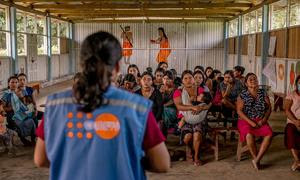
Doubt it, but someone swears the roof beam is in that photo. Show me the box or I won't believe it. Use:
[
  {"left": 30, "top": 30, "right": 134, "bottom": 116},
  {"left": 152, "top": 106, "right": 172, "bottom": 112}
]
[
  {"left": 63, "top": 13, "right": 236, "bottom": 19},
  {"left": 228, "top": 0, "right": 280, "bottom": 20},
  {"left": 53, "top": 9, "right": 242, "bottom": 15},
  {"left": 0, "top": 0, "right": 69, "bottom": 22},
  {"left": 73, "top": 18, "right": 227, "bottom": 23},
  {"left": 31, "top": 2, "right": 253, "bottom": 9}
]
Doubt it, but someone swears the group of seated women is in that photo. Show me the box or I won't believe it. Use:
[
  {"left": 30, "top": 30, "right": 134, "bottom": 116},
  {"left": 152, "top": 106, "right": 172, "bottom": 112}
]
[{"left": 110, "top": 62, "right": 300, "bottom": 171}]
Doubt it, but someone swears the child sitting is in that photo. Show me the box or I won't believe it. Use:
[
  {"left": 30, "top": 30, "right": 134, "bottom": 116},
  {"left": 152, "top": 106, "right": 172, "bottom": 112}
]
[
  {"left": 178, "top": 92, "right": 212, "bottom": 128},
  {"left": 23, "top": 95, "right": 35, "bottom": 118},
  {"left": 0, "top": 101, "right": 16, "bottom": 157}
]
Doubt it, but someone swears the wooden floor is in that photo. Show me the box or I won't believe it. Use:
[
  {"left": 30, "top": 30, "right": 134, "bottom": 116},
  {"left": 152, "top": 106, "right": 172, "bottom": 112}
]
[{"left": 0, "top": 81, "right": 300, "bottom": 180}]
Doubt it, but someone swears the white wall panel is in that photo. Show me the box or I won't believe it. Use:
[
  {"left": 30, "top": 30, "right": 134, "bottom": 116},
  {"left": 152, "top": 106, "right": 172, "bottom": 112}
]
[
  {"left": 36, "top": 55, "right": 47, "bottom": 81},
  {"left": 74, "top": 21, "right": 225, "bottom": 74},
  {"left": 59, "top": 54, "right": 70, "bottom": 77},
  {"left": 0, "top": 57, "right": 11, "bottom": 89},
  {"left": 51, "top": 55, "right": 60, "bottom": 79}
]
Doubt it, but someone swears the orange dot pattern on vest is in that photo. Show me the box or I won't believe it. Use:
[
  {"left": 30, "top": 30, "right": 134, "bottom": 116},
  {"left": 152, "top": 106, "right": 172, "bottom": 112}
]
[
  {"left": 77, "top": 132, "right": 83, "bottom": 139},
  {"left": 67, "top": 132, "right": 74, "bottom": 138},
  {"left": 67, "top": 122, "right": 73, "bottom": 129},
  {"left": 76, "top": 122, "right": 83, "bottom": 129},
  {"left": 86, "top": 113, "right": 93, "bottom": 119},
  {"left": 67, "top": 112, "right": 73, "bottom": 119},
  {"left": 86, "top": 132, "right": 93, "bottom": 139},
  {"left": 77, "top": 112, "right": 84, "bottom": 119}
]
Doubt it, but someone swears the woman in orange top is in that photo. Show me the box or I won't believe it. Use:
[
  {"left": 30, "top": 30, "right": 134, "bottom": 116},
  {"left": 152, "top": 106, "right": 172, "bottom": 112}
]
[
  {"left": 151, "top": 27, "right": 171, "bottom": 63},
  {"left": 121, "top": 26, "right": 133, "bottom": 64}
]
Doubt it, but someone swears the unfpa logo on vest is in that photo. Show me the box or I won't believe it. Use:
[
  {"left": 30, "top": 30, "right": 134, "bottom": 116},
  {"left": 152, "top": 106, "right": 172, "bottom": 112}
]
[
  {"left": 66, "top": 112, "right": 120, "bottom": 140},
  {"left": 94, "top": 113, "right": 120, "bottom": 140}
]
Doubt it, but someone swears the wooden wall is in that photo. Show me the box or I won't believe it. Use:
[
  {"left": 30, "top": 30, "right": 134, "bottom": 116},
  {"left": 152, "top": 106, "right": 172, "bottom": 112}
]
[{"left": 288, "top": 26, "right": 300, "bottom": 59}]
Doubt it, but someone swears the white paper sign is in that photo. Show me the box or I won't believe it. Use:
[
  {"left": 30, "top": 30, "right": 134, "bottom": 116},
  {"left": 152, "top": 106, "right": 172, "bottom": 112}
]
[
  {"left": 263, "top": 59, "right": 277, "bottom": 88},
  {"left": 268, "top": 36, "right": 276, "bottom": 56}
]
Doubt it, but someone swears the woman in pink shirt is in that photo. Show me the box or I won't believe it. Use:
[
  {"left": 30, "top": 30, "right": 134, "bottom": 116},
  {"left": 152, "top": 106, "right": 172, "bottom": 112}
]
[{"left": 284, "top": 75, "right": 300, "bottom": 171}]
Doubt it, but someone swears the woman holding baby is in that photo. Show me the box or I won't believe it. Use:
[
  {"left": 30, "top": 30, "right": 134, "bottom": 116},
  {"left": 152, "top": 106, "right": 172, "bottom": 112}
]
[{"left": 173, "top": 70, "right": 211, "bottom": 166}]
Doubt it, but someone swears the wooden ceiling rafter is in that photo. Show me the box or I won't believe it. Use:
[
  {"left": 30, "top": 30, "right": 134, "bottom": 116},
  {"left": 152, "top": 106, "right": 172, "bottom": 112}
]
[{"left": 9, "top": 0, "right": 287, "bottom": 22}]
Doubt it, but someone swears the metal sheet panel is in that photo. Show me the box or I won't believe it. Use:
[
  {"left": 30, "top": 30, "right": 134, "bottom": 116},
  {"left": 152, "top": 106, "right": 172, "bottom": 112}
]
[
  {"left": 74, "top": 21, "right": 225, "bottom": 74},
  {"left": 228, "top": 54, "right": 237, "bottom": 70},
  {"left": 187, "top": 22, "right": 224, "bottom": 71},
  {"left": 51, "top": 55, "right": 60, "bottom": 79},
  {"left": 59, "top": 54, "right": 70, "bottom": 77},
  {"left": 0, "top": 57, "right": 11, "bottom": 89},
  {"left": 241, "top": 55, "right": 256, "bottom": 74},
  {"left": 36, "top": 55, "right": 47, "bottom": 81}
]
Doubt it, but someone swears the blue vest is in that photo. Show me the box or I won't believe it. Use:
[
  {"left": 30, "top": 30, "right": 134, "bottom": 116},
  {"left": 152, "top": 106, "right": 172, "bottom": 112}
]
[{"left": 44, "top": 86, "right": 152, "bottom": 180}]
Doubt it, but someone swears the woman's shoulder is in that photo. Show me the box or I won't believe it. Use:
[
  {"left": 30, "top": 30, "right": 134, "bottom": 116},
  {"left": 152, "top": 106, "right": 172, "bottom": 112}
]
[{"left": 239, "top": 89, "right": 249, "bottom": 98}]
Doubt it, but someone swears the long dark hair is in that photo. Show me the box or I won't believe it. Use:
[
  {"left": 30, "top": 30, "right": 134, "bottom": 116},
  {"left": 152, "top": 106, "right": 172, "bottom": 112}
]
[
  {"left": 204, "top": 66, "right": 213, "bottom": 78},
  {"left": 7, "top": 75, "right": 18, "bottom": 89},
  {"left": 295, "top": 75, "right": 300, "bottom": 87},
  {"left": 193, "top": 70, "right": 206, "bottom": 87},
  {"left": 73, "top": 31, "right": 122, "bottom": 112},
  {"left": 157, "top": 62, "right": 168, "bottom": 69},
  {"left": 158, "top": 27, "right": 168, "bottom": 39},
  {"left": 181, "top": 70, "right": 193, "bottom": 80},
  {"left": 127, "top": 64, "right": 141, "bottom": 77}
]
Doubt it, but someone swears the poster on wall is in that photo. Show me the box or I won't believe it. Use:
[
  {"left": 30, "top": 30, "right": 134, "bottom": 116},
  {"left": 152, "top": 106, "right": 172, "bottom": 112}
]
[
  {"left": 268, "top": 36, "right": 277, "bottom": 56},
  {"left": 263, "top": 59, "right": 277, "bottom": 88},
  {"left": 276, "top": 59, "right": 286, "bottom": 93},
  {"left": 287, "top": 60, "right": 297, "bottom": 94}
]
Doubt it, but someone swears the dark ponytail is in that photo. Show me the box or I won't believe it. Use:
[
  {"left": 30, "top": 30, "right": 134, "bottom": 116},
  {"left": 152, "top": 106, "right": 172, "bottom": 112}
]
[{"left": 73, "top": 31, "right": 122, "bottom": 112}]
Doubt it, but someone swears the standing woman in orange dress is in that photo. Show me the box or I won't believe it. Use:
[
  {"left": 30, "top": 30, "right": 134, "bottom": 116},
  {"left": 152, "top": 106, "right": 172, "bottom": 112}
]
[
  {"left": 121, "top": 26, "right": 133, "bottom": 64},
  {"left": 150, "top": 27, "right": 171, "bottom": 63}
]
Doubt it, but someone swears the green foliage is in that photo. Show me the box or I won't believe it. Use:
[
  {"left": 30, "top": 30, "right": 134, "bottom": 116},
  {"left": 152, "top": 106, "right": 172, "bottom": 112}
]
[
  {"left": 16, "top": 13, "right": 25, "bottom": 32},
  {"left": 0, "top": 10, "right": 6, "bottom": 30}
]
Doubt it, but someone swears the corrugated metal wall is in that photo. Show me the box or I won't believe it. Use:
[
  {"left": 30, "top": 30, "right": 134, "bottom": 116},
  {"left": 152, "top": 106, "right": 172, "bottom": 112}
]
[
  {"left": 0, "top": 58, "right": 11, "bottom": 89},
  {"left": 51, "top": 55, "right": 60, "bottom": 79},
  {"left": 74, "top": 21, "right": 224, "bottom": 74},
  {"left": 59, "top": 54, "right": 70, "bottom": 77},
  {"left": 241, "top": 55, "right": 256, "bottom": 75}
]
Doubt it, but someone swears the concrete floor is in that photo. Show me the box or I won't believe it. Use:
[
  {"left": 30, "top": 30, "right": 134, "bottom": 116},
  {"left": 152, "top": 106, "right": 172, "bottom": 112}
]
[{"left": 0, "top": 81, "right": 299, "bottom": 180}]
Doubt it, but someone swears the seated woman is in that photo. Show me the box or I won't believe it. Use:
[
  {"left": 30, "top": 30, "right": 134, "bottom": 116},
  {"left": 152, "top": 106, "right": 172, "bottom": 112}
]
[
  {"left": 204, "top": 67, "right": 214, "bottom": 91},
  {"left": 1, "top": 76, "right": 36, "bottom": 146},
  {"left": 220, "top": 70, "right": 243, "bottom": 122},
  {"left": 135, "top": 72, "right": 163, "bottom": 123},
  {"left": 127, "top": 64, "right": 141, "bottom": 88},
  {"left": 120, "top": 74, "right": 137, "bottom": 93},
  {"left": 236, "top": 73, "right": 273, "bottom": 170},
  {"left": 193, "top": 70, "right": 210, "bottom": 93},
  {"left": 284, "top": 75, "right": 300, "bottom": 171},
  {"left": 153, "top": 68, "right": 165, "bottom": 90},
  {"left": 160, "top": 71, "right": 177, "bottom": 137},
  {"left": 170, "top": 69, "right": 182, "bottom": 88},
  {"left": 18, "top": 73, "right": 42, "bottom": 126},
  {"left": 173, "top": 70, "right": 211, "bottom": 166}
]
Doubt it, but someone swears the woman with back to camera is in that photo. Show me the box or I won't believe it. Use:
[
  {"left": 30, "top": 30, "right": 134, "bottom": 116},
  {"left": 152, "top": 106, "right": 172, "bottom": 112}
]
[{"left": 34, "top": 31, "right": 170, "bottom": 180}]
